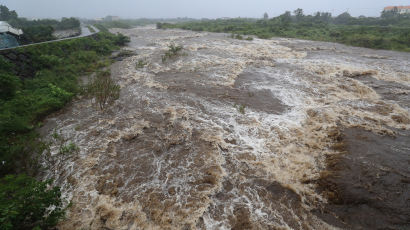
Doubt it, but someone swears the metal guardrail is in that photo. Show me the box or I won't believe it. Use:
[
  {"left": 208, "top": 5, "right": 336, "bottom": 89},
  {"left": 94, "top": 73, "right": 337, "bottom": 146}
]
[{"left": 0, "top": 25, "right": 99, "bottom": 51}]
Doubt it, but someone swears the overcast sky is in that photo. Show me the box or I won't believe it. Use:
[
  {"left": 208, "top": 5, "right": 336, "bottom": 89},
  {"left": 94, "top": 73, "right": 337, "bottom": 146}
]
[{"left": 3, "top": 0, "right": 410, "bottom": 19}]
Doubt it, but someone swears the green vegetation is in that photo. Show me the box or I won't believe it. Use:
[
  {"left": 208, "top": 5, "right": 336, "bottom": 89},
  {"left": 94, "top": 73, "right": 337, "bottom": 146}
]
[
  {"left": 234, "top": 104, "right": 246, "bottom": 114},
  {"left": 90, "top": 18, "right": 196, "bottom": 30},
  {"left": 0, "top": 28, "right": 129, "bottom": 228},
  {"left": 19, "top": 25, "right": 55, "bottom": 44},
  {"left": 92, "top": 24, "right": 130, "bottom": 45},
  {"left": 43, "top": 130, "right": 80, "bottom": 172},
  {"left": 0, "top": 5, "right": 17, "bottom": 21},
  {"left": 0, "top": 31, "right": 128, "bottom": 174},
  {"left": 87, "top": 25, "right": 96, "bottom": 33},
  {"left": 159, "top": 9, "right": 410, "bottom": 52},
  {"left": 83, "top": 71, "right": 121, "bottom": 110},
  {"left": 162, "top": 44, "right": 184, "bottom": 62},
  {"left": 136, "top": 59, "right": 147, "bottom": 68},
  {"left": 94, "top": 20, "right": 133, "bottom": 29},
  {"left": 1, "top": 5, "right": 81, "bottom": 44},
  {"left": 114, "top": 33, "right": 131, "bottom": 46},
  {"left": 0, "top": 174, "right": 66, "bottom": 230}
]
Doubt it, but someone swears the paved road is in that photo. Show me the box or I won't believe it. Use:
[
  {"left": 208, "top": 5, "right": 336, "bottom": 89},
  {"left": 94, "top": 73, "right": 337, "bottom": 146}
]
[{"left": 0, "top": 25, "right": 99, "bottom": 51}]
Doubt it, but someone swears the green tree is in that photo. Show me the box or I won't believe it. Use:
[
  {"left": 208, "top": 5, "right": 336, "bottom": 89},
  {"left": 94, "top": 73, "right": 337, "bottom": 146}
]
[
  {"left": 21, "top": 25, "right": 55, "bottom": 43},
  {"left": 263, "top": 12, "right": 269, "bottom": 20},
  {"left": 0, "top": 174, "right": 65, "bottom": 230},
  {"left": 57, "top": 17, "right": 80, "bottom": 30},
  {"left": 0, "top": 74, "right": 21, "bottom": 100},
  {"left": 280, "top": 11, "right": 292, "bottom": 25},
  {"left": 334, "top": 12, "right": 352, "bottom": 24},
  {"left": 294, "top": 8, "right": 304, "bottom": 22},
  {"left": 0, "top": 5, "right": 18, "bottom": 21}
]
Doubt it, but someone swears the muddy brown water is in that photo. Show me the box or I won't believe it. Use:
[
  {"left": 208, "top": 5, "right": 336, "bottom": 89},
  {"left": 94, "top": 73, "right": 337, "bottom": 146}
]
[
  {"left": 155, "top": 71, "right": 288, "bottom": 115},
  {"left": 317, "top": 127, "right": 410, "bottom": 230},
  {"left": 39, "top": 26, "right": 410, "bottom": 229}
]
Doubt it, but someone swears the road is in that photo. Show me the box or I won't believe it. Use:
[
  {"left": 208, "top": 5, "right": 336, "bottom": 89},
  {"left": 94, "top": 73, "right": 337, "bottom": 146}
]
[{"left": 0, "top": 25, "right": 99, "bottom": 51}]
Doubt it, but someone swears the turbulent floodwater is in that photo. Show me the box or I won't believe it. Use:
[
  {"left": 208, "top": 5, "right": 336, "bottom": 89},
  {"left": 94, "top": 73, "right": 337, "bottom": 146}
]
[{"left": 40, "top": 26, "right": 410, "bottom": 230}]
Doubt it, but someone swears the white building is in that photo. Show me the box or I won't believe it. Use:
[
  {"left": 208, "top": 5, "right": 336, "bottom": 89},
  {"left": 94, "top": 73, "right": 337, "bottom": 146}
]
[
  {"left": 384, "top": 6, "right": 410, "bottom": 14},
  {"left": 0, "top": 21, "right": 23, "bottom": 36}
]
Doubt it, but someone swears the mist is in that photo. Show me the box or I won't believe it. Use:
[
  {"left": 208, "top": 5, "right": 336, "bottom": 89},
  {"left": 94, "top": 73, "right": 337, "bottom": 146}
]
[{"left": 3, "top": 0, "right": 410, "bottom": 19}]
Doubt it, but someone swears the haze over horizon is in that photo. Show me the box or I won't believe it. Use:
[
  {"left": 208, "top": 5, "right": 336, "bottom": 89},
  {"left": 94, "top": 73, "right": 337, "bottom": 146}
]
[{"left": 3, "top": 0, "right": 410, "bottom": 19}]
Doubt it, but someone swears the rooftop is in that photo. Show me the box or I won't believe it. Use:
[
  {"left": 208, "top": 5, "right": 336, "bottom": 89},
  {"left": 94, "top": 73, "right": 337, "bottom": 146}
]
[
  {"left": 384, "top": 6, "right": 410, "bottom": 10},
  {"left": 0, "top": 21, "right": 23, "bottom": 36}
]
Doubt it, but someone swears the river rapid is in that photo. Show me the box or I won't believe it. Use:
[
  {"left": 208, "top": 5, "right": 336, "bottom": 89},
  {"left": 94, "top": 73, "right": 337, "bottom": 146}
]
[{"left": 40, "top": 26, "right": 410, "bottom": 230}]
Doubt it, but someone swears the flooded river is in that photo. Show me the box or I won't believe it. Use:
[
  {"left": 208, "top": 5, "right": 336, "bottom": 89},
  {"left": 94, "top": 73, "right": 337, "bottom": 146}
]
[{"left": 40, "top": 26, "right": 410, "bottom": 229}]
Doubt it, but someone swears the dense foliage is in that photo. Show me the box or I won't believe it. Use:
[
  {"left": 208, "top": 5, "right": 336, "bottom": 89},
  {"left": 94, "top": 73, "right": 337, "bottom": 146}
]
[
  {"left": 0, "top": 30, "right": 129, "bottom": 229},
  {"left": 159, "top": 9, "right": 410, "bottom": 52},
  {"left": 90, "top": 17, "right": 197, "bottom": 30},
  {"left": 1, "top": 5, "right": 81, "bottom": 44},
  {"left": 0, "top": 5, "right": 17, "bottom": 21},
  {"left": 0, "top": 32, "right": 126, "bottom": 176},
  {"left": 0, "top": 174, "right": 65, "bottom": 230}
]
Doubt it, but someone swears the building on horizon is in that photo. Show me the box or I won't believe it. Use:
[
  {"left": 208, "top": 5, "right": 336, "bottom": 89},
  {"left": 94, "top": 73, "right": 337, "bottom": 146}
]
[
  {"left": 384, "top": 6, "right": 410, "bottom": 14},
  {"left": 104, "top": 16, "right": 120, "bottom": 21}
]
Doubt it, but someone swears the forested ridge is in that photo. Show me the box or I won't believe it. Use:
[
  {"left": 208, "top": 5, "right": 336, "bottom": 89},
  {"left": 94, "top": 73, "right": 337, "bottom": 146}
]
[{"left": 159, "top": 8, "right": 410, "bottom": 52}]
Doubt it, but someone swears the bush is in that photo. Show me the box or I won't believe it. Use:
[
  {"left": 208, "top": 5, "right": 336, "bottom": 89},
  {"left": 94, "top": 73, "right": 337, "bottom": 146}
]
[
  {"left": 21, "top": 25, "right": 55, "bottom": 44},
  {"left": 84, "top": 71, "right": 120, "bottom": 110},
  {"left": 162, "top": 44, "right": 183, "bottom": 63},
  {"left": 136, "top": 59, "right": 147, "bottom": 69},
  {"left": 0, "top": 174, "right": 65, "bottom": 230},
  {"left": 43, "top": 130, "right": 79, "bottom": 173},
  {"left": 0, "top": 74, "right": 21, "bottom": 100},
  {"left": 114, "top": 33, "right": 130, "bottom": 46}
]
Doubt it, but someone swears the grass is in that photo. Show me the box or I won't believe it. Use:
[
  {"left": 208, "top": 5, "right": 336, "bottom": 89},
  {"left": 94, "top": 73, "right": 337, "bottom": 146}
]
[{"left": 87, "top": 25, "right": 96, "bottom": 33}]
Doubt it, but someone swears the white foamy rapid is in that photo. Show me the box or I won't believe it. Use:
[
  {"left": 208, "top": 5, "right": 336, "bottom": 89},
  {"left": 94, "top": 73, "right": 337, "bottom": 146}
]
[{"left": 39, "top": 26, "right": 410, "bottom": 230}]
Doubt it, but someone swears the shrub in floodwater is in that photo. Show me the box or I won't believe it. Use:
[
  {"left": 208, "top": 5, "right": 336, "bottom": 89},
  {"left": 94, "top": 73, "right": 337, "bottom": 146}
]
[
  {"left": 136, "top": 59, "right": 147, "bottom": 69},
  {"left": 235, "top": 34, "right": 244, "bottom": 40},
  {"left": 117, "top": 50, "right": 136, "bottom": 58},
  {"left": 84, "top": 71, "right": 120, "bottom": 110},
  {"left": 43, "top": 130, "right": 80, "bottom": 173},
  {"left": 234, "top": 104, "right": 246, "bottom": 114},
  {"left": 162, "top": 44, "right": 183, "bottom": 63}
]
